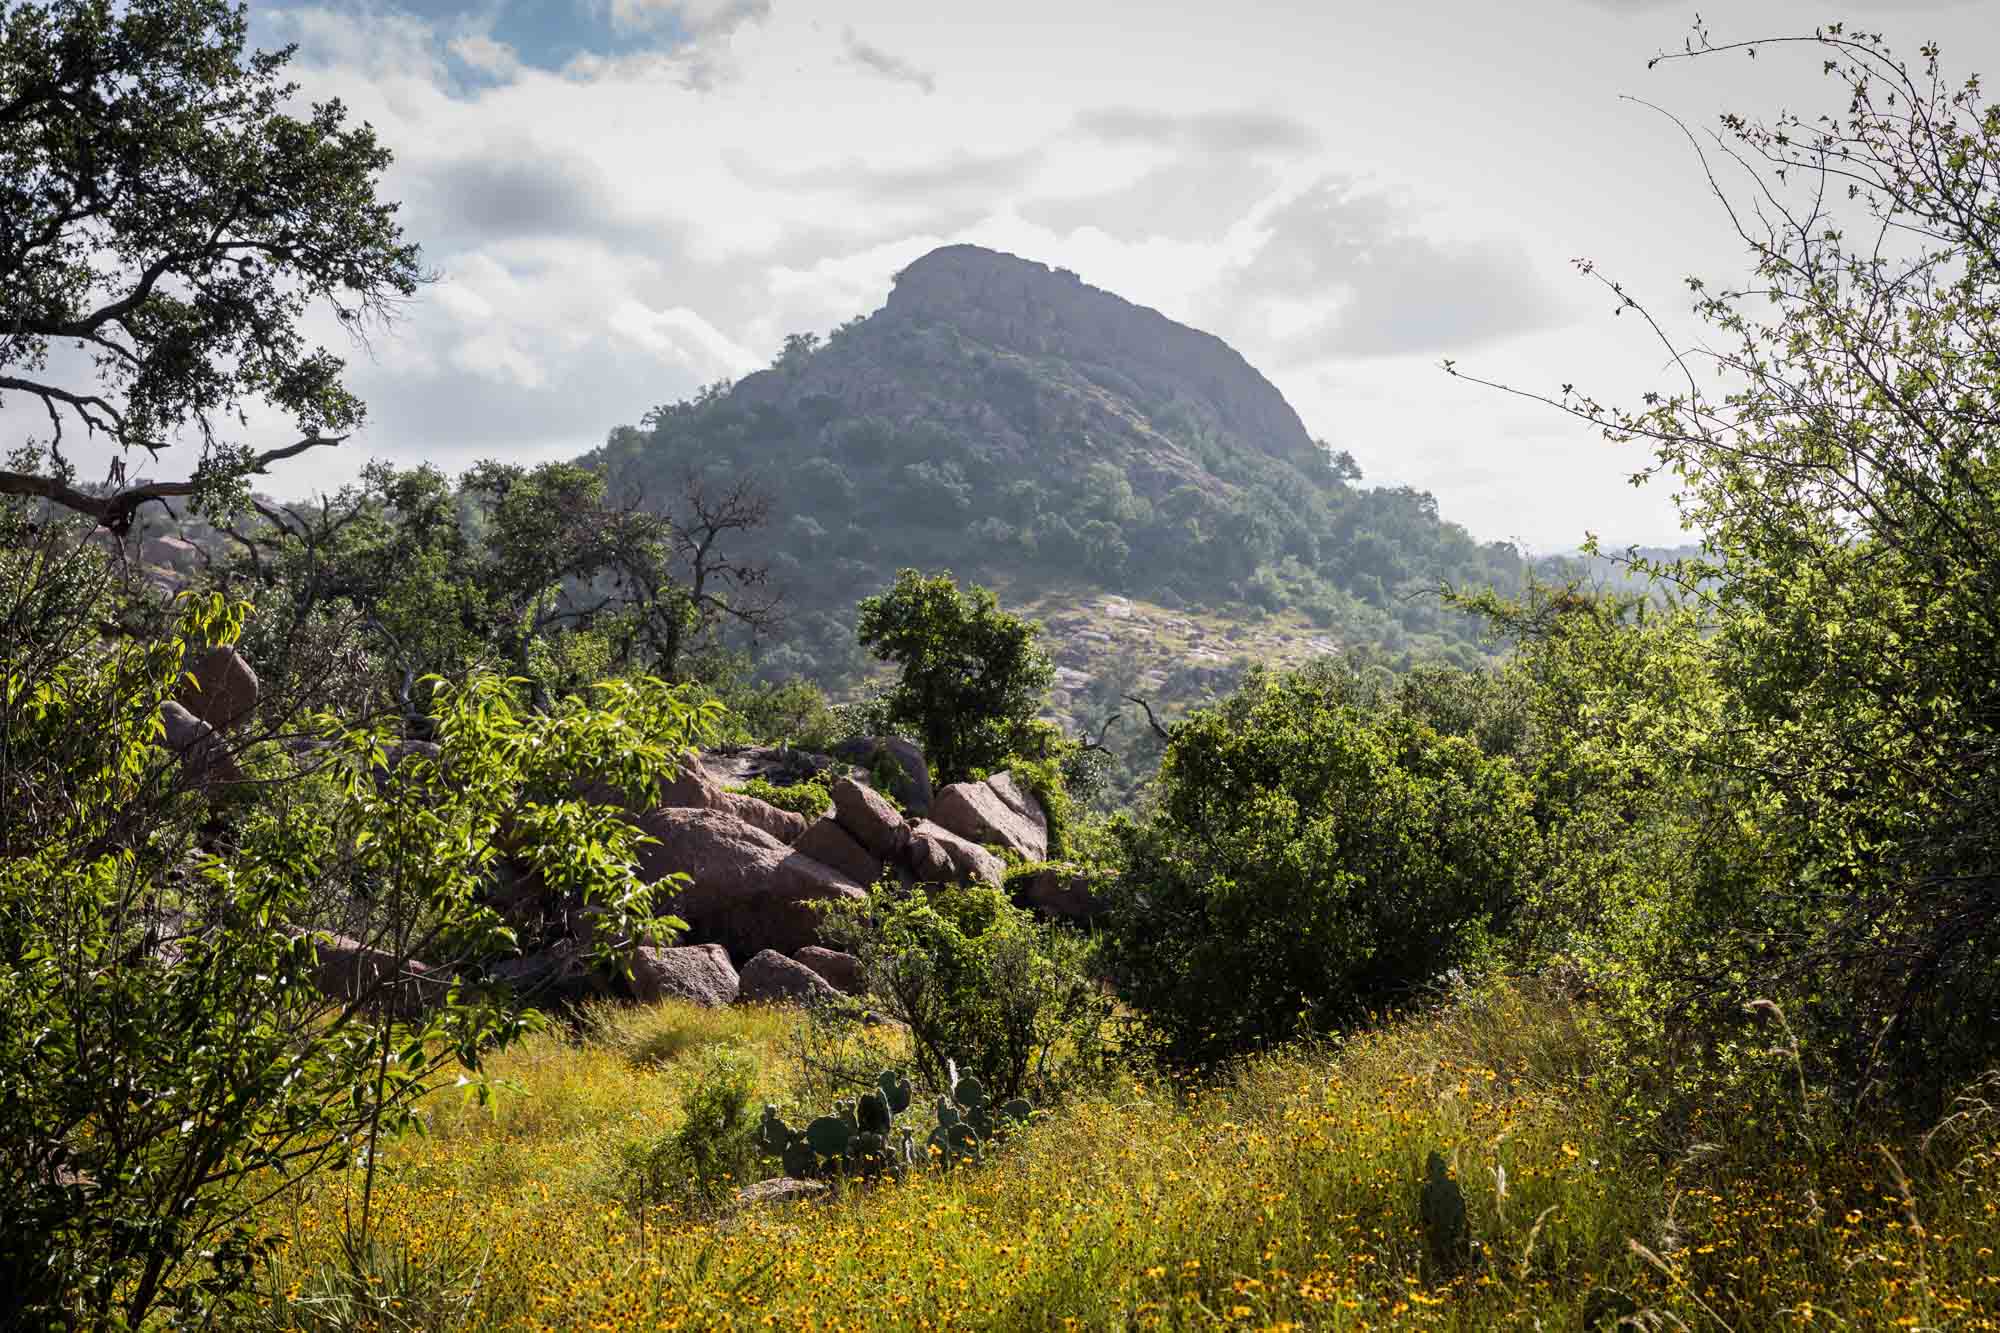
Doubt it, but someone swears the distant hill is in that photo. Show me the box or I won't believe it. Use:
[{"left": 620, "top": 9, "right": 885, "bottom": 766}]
[
  {"left": 1536, "top": 543, "right": 1710, "bottom": 601},
  {"left": 594, "top": 244, "right": 1529, "bottom": 705}
]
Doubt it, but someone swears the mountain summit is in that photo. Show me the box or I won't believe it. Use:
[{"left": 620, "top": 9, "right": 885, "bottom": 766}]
[
  {"left": 596, "top": 242, "right": 1523, "bottom": 688},
  {"left": 877, "top": 245, "right": 1323, "bottom": 472}
]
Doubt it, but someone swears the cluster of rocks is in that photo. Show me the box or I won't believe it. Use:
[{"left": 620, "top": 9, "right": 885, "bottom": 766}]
[
  {"left": 485, "top": 754, "right": 1066, "bottom": 1012},
  {"left": 603, "top": 754, "right": 1050, "bottom": 983},
  {"left": 149, "top": 647, "right": 1087, "bottom": 1017}
]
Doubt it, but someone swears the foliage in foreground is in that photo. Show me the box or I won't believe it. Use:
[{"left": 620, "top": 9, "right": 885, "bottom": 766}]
[
  {"left": 0, "top": 520, "right": 719, "bottom": 1328},
  {"left": 1103, "top": 660, "right": 1536, "bottom": 1067},
  {"left": 823, "top": 882, "right": 1111, "bottom": 1101},
  {"left": 1449, "top": 23, "right": 2000, "bottom": 1107},
  {"left": 251, "top": 987, "right": 2000, "bottom": 1331}
]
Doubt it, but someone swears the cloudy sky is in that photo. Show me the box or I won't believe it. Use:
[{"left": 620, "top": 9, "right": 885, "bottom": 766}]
[{"left": 159, "top": 0, "right": 2000, "bottom": 549}]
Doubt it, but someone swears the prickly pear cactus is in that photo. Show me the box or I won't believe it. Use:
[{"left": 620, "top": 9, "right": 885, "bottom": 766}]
[
  {"left": 781, "top": 1138, "right": 817, "bottom": 1179},
  {"left": 946, "top": 1122, "right": 981, "bottom": 1166},
  {"left": 1419, "top": 1151, "right": 1473, "bottom": 1278},
  {"left": 853, "top": 1130, "right": 887, "bottom": 1176},
  {"left": 857, "top": 1089, "right": 893, "bottom": 1137},
  {"left": 758, "top": 1105, "right": 795, "bottom": 1155},
  {"left": 879, "top": 1069, "right": 912, "bottom": 1115},
  {"left": 807, "top": 1114, "right": 855, "bottom": 1158}
]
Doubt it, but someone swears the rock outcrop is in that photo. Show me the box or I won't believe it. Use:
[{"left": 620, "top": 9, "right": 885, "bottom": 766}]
[
  {"left": 656, "top": 754, "right": 809, "bottom": 844},
  {"left": 175, "top": 645, "right": 258, "bottom": 732},
  {"left": 881, "top": 245, "right": 1323, "bottom": 475},
  {"left": 633, "top": 807, "right": 864, "bottom": 959},
  {"left": 904, "top": 819, "right": 1005, "bottom": 888},
  {"left": 931, "top": 772, "right": 1048, "bottom": 862},
  {"left": 1015, "top": 865, "right": 1103, "bottom": 924},
  {"left": 793, "top": 815, "right": 884, "bottom": 889},
  {"left": 491, "top": 945, "right": 611, "bottom": 1008},
  {"left": 159, "top": 700, "right": 242, "bottom": 786},
  {"left": 628, "top": 943, "right": 740, "bottom": 1007},
  {"left": 793, "top": 945, "right": 862, "bottom": 994},
  {"left": 829, "top": 777, "right": 909, "bottom": 861},
  {"left": 302, "top": 931, "right": 443, "bottom": 1018},
  {"left": 830, "top": 736, "right": 931, "bottom": 814},
  {"left": 702, "top": 744, "right": 844, "bottom": 789},
  {"left": 737, "top": 949, "right": 842, "bottom": 1005},
  {"left": 735, "top": 1176, "right": 829, "bottom": 1207}
]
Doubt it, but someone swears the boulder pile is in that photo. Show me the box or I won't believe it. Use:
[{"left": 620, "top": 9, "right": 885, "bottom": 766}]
[
  {"left": 155, "top": 658, "right": 1062, "bottom": 1018},
  {"left": 489, "top": 749, "right": 1053, "bottom": 1012}
]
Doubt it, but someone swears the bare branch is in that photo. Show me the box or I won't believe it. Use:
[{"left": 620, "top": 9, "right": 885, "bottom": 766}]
[{"left": 0, "top": 435, "right": 345, "bottom": 534}]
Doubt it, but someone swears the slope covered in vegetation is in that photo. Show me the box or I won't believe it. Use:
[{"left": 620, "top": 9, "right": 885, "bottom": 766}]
[
  {"left": 251, "top": 990, "right": 2000, "bottom": 1331},
  {"left": 592, "top": 244, "right": 1527, "bottom": 690}
]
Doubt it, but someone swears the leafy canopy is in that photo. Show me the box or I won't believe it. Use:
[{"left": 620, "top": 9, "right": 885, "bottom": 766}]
[
  {"left": 1104, "top": 661, "right": 1535, "bottom": 1067},
  {"left": 0, "top": 515, "right": 719, "bottom": 1327},
  {"left": 1453, "top": 22, "right": 2000, "bottom": 1102},
  {"left": 0, "top": 0, "right": 425, "bottom": 528},
  {"left": 855, "top": 569, "right": 1055, "bottom": 786}
]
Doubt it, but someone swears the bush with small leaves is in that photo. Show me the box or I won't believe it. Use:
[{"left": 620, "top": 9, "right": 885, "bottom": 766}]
[{"left": 617, "top": 1047, "right": 763, "bottom": 1209}]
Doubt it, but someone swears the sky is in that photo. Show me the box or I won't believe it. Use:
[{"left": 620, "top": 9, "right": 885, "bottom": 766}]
[{"left": 53, "top": 0, "right": 2000, "bottom": 551}]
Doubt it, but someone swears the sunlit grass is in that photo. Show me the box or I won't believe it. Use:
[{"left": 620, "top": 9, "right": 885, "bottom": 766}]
[{"left": 254, "top": 986, "right": 2000, "bottom": 1330}]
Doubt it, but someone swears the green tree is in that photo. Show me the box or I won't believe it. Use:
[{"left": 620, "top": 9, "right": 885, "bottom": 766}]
[
  {"left": 1453, "top": 23, "right": 2000, "bottom": 1101},
  {"left": 823, "top": 883, "right": 1108, "bottom": 1101},
  {"left": 0, "top": 514, "right": 718, "bottom": 1327},
  {"left": 0, "top": 0, "right": 426, "bottom": 527},
  {"left": 854, "top": 569, "right": 1055, "bottom": 786},
  {"left": 218, "top": 458, "right": 710, "bottom": 715},
  {"left": 1103, "top": 661, "right": 1535, "bottom": 1067}
]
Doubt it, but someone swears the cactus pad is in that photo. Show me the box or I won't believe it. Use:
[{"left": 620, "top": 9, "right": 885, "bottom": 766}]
[
  {"left": 879, "top": 1070, "right": 912, "bottom": 1115},
  {"left": 807, "top": 1114, "right": 855, "bottom": 1157},
  {"left": 782, "top": 1139, "right": 817, "bottom": 1179},
  {"left": 758, "top": 1105, "right": 795, "bottom": 1154},
  {"left": 1419, "top": 1151, "right": 1473, "bottom": 1278}
]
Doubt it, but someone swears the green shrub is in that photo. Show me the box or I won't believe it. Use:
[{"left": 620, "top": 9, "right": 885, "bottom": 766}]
[
  {"left": 723, "top": 678, "right": 846, "bottom": 751},
  {"left": 253, "top": 1233, "right": 488, "bottom": 1333},
  {"left": 822, "top": 885, "right": 1109, "bottom": 1101},
  {"left": 0, "top": 545, "right": 718, "bottom": 1327},
  {"left": 617, "top": 1046, "right": 763, "bottom": 1209},
  {"left": 1102, "top": 661, "right": 1536, "bottom": 1067},
  {"left": 731, "top": 775, "right": 834, "bottom": 821},
  {"left": 855, "top": 570, "right": 1055, "bottom": 786}
]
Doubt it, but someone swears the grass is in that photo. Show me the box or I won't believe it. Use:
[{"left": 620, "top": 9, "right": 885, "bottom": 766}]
[{"left": 252, "top": 984, "right": 2000, "bottom": 1330}]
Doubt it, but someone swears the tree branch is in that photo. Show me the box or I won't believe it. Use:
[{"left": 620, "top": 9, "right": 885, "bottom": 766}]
[
  {"left": 0, "top": 435, "right": 345, "bottom": 534},
  {"left": 1122, "top": 693, "right": 1173, "bottom": 743}
]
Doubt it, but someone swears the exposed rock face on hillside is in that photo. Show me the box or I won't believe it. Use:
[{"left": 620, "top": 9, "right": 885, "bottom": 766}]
[
  {"left": 602, "top": 245, "right": 1522, "bottom": 669},
  {"left": 880, "top": 245, "right": 1322, "bottom": 473},
  {"left": 721, "top": 245, "right": 1325, "bottom": 507}
]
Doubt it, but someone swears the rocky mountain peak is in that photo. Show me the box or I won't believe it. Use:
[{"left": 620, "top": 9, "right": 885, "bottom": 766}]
[{"left": 882, "top": 245, "right": 1321, "bottom": 471}]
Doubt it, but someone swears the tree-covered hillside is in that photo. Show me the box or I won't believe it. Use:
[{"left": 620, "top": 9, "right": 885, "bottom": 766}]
[{"left": 592, "top": 245, "right": 1528, "bottom": 688}]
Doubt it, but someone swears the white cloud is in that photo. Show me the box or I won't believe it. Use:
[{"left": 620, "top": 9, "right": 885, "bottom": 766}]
[
  {"left": 605, "top": 0, "right": 772, "bottom": 37},
  {"left": 446, "top": 32, "right": 522, "bottom": 81},
  {"left": 608, "top": 301, "right": 762, "bottom": 379}
]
